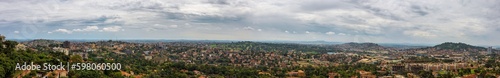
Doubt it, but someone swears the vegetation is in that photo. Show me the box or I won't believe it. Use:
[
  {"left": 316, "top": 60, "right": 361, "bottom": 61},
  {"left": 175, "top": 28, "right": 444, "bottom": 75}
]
[
  {"left": 2, "top": 35, "right": 500, "bottom": 77},
  {"left": 432, "top": 42, "right": 487, "bottom": 51}
]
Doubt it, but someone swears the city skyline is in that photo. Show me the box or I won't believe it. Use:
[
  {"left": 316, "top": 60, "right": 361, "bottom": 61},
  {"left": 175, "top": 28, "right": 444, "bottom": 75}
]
[{"left": 1, "top": 0, "right": 500, "bottom": 45}]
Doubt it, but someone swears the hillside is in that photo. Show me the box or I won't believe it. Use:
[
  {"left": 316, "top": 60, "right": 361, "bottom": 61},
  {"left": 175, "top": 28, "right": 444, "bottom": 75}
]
[
  {"left": 21, "top": 39, "right": 61, "bottom": 47},
  {"left": 433, "top": 42, "right": 486, "bottom": 51},
  {"left": 334, "top": 42, "right": 388, "bottom": 51}
]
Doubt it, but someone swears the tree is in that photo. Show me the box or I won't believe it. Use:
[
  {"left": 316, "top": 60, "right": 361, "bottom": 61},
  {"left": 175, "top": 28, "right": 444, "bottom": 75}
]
[
  {"left": 418, "top": 70, "right": 434, "bottom": 78},
  {"left": 0, "top": 34, "right": 5, "bottom": 41},
  {"left": 1, "top": 40, "right": 17, "bottom": 54},
  {"left": 70, "top": 55, "right": 83, "bottom": 63},
  {"left": 0, "top": 54, "right": 13, "bottom": 78},
  {"left": 69, "top": 70, "right": 105, "bottom": 78},
  {"left": 0, "top": 34, "right": 4, "bottom": 50},
  {"left": 108, "top": 72, "right": 124, "bottom": 78},
  {"left": 0, "top": 35, "right": 18, "bottom": 78}
]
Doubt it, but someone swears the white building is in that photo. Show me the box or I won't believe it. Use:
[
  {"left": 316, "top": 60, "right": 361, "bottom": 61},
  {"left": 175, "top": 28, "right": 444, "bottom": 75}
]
[
  {"left": 53, "top": 47, "right": 69, "bottom": 55},
  {"left": 488, "top": 47, "right": 492, "bottom": 54}
]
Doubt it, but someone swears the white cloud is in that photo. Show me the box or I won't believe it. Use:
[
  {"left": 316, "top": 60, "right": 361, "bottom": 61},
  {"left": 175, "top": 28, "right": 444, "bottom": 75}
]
[
  {"left": 1, "top": 0, "right": 500, "bottom": 45},
  {"left": 13, "top": 31, "right": 19, "bottom": 34},
  {"left": 102, "top": 26, "right": 123, "bottom": 32},
  {"left": 404, "top": 30, "right": 437, "bottom": 38},
  {"left": 54, "top": 29, "right": 72, "bottom": 34},
  {"left": 169, "top": 25, "right": 178, "bottom": 28},
  {"left": 73, "top": 26, "right": 99, "bottom": 32},
  {"left": 243, "top": 26, "right": 255, "bottom": 30},
  {"left": 52, "top": 26, "right": 102, "bottom": 34},
  {"left": 325, "top": 31, "right": 335, "bottom": 35},
  {"left": 145, "top": 24, "right": 179, "bottom": 31},
  {"left": 338, "top": 33, "right": 347, "bottom": 36}
]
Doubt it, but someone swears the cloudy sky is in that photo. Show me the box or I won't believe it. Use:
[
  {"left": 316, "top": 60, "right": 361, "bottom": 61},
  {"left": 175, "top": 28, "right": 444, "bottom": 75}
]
[{"left": 0, "top": 0, "right": 499, "bottom": 45}]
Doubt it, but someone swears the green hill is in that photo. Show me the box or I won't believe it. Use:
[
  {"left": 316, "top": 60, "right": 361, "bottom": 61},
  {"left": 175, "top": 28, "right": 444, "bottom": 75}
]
[{"left": 432, "top": 42, "right": 486, "bottom": 51}]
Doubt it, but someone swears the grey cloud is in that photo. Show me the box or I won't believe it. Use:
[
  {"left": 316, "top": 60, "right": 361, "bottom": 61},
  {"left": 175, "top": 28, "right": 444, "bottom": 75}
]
[
  {"left": 1, "top": 0, "right": 500, "bottom": 45},
  {"left": 410, "top": 5, "right": 429, "bottom": 16},
  {"left": 298, "top": 0, "right": 358, "bottom": 11},
  {"left": 44, "top": 16, "right": 123, "bottom": 28}
]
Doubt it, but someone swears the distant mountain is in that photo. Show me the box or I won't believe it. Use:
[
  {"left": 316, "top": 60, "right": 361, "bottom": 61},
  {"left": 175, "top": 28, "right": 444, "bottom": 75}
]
[
  {"left": 433, "top": 42, "right": 486, "bottom": 51},
  {"left": 334, "top": 42, "right": 388, "bottom": 51},
  {"left": 408, "top": 42, "right": 486, "bottom": 52},
  {"left": 258, "top": 40, "right": 342, "bottom": 45},
  {"left": 21, "top": 39, "right": 62, "bottom": 47},
  {"left": 378, "top": 44, "right": 428, "bottom": 49}
]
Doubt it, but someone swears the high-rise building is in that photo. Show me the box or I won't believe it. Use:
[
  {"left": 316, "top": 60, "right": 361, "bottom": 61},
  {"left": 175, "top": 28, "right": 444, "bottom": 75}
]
[{"left": 488, "top": 47, "right": 492, "bottom": 54}]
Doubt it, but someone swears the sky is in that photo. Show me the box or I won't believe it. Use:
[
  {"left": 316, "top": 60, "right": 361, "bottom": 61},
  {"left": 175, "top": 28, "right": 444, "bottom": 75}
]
[{"left": 0, "top": 0, "right": 499, "bottom": 45}]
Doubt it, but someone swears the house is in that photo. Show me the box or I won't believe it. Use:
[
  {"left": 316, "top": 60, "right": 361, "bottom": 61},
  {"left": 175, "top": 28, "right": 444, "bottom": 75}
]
[
  {"left": 16, "top": 44, "right": 27, "bottom": 50},
  {"left": 72, "top": 52, "right": 88, "bottom": 59},
  {"left": 122, "top": 49, "right": 134, "bottom": 54},
  {"left": 145, "top": 55, "right": 153, "bottom": 60},
  {"left": 144, "top": 51, "right": 151, "bottom": 55},
  {"left": 287, "top": 70, "right": 306, "bottom": 77},
  {"left": 358, "top": 70, "right": 376, "bottom": 78},
  {"left": 328, "top": 72, "right": 339, "bottom": 78},
  {"left": 53, "top": 47, "right": 69, "bottom": 55}
]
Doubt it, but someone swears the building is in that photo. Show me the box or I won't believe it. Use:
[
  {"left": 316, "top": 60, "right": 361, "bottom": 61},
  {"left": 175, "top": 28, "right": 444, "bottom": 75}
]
[
  {"left": 392, "top": 65, "right": 405, "bottom": 73},
  {"left": 407, "top": 73, "right": 420, "bottom": 78},
  {"left": 287, "top": 70, "right": 306, "bottom": 77},
  {"left": 72, "top": 52, "right": 88, "bottom": 59},
  {"left": 328, "top": 72, "right": 339, "bottom": 78},
  {"left": 122, "top": 49, "right": 134, "bottom": 54},
  {"left": 488, "top": 47, "right": 492, "bottom": 54},
  {"left": 144, "top": 55, "right": 153, "bottom": 60},
  {"left": 409, "top": 65, "right": 423, "bottom": 73},
  {"left": 16, "top": 44, "right": 27, "bottom": 50},
  {"left": 52, "top": 47, "right": 69, "bottom": 55},
  {"left": 144, "top": 51, "right": 151, "bottom": 55},
  {"left": 0, "top": 34, "right": 4, "bottom": 41},
  {"left": 358, "top": 70, "right": 376, "bottom": 78}
]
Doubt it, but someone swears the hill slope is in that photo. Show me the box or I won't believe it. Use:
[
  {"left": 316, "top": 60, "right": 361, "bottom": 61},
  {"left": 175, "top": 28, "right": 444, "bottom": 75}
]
[
  {"left": 433, "top": 42, "right": 486, "bottom": 51},
  {"left": 334, "top": 42, "right": 388, "bottom": 51}
]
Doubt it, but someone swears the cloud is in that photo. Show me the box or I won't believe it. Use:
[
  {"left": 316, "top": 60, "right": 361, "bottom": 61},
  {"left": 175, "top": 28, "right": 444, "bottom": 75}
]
[
  {"left": 102, "top": 26, "right": 123, "bottom": 32},
  {"left": 73, "top": 26, "right": 99, "bottom": 32},
  {"left": 404, "top": 30, "right": 437, "bottom": 38},
  {"left": 54, "top": 29, "right": 72, "bottom": 34},
  {"left": 1, "top": 0, "right": 500, "bottom": 45},
  {"left": 143, "top": 24, "right": 180, "bottom": 31},
  {"left": 325, "top": 31, "right": 335, "bottom": 35},
  {"left": 338, "top": 33, "right": 347, "bottom": 36},
  {"left": 52, "top": 26, "right": 103, "bottom": 34},
  {"left": 13, "top": 31, "right": 19, "bottom": 34},
  {"left": 169, "top": 25, "right": 178, "bottom": 28},
  {"left": 243, "top": 26, "right": 255, "bottom": 30}
]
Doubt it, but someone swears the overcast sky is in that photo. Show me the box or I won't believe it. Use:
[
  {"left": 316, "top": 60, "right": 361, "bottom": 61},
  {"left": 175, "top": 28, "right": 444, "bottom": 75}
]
[{"left": 1, "top": 0, "right": 499, "bottom": 45}]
